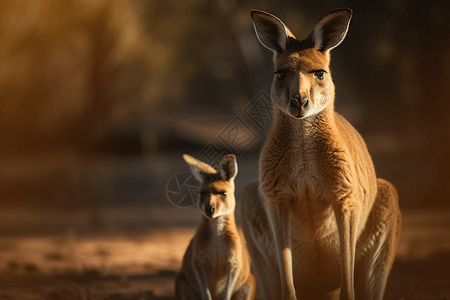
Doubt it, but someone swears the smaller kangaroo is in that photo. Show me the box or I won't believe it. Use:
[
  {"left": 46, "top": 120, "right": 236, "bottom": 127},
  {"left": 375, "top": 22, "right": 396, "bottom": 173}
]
[{"left": 175, "top": 154, "right": 255, "bottom": 300}]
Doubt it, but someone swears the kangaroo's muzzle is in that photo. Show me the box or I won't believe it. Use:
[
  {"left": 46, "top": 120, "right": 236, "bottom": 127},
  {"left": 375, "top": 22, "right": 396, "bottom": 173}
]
[
  {"left": 204, "top": 202, "right": 215, "bottom": 218},
  {"left": 289, "top": 97, "right": 311, "bottom": 118}
]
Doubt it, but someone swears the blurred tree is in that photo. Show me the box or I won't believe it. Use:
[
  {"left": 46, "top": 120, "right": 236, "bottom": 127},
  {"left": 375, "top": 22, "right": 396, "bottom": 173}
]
[{"left": 0, "top": 0, "right": 449, "bottom": 210}]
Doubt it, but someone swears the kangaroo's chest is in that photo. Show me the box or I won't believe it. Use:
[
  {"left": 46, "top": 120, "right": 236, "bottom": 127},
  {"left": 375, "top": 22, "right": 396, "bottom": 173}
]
[
  {"left": 195, "top": 235, "right": 230, "bottom": 268},
  {"left": 260, "top": 143, "right": 344, "bottom": 285},
  {"left": 203, "top": 237, "right": 240, "bottom": 296},
  {"left": 259, "top": 134, "right": 352, "bottom": 240},
  {"left": 260, "top": 140, "right": 349, "bottom": 202},
  {"left": 204, "top": 237, "right": 231, "bottom": 265},
  {"left": 193, "top": 233, "right": 238, "bottom": 284}
]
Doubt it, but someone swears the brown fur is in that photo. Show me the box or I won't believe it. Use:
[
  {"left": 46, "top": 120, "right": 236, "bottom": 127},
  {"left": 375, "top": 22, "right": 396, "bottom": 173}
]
[
  {"left": 242, "top": 9, "right": 401, "bottom": 300},
  {"left": 175, "top": 155, "right": 255, "bottom": 300}
]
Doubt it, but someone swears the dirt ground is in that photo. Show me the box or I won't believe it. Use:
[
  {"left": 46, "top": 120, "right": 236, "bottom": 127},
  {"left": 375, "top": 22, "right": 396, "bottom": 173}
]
[{"left": 0, "top": 207, "right": 449, "bottom": 300}]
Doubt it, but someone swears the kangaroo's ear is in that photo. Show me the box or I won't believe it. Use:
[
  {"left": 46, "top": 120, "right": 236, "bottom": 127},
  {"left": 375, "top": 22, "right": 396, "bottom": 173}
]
[
  {"left": 250, "top": 10, "right": 295, "bottom": 55},
  {"left": 182, "top": 154, "right": 217, "bottom": 182},
  {"left": 218, "top": 154, "right": 238, "bottom": 182},
  {"left": 312, "top": 8, "right": 352, "bottom": 53}
]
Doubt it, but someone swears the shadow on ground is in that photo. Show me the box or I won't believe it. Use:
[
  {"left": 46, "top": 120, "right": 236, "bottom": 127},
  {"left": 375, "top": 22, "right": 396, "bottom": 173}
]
[
  {"left": 0, "top": 252, "right": 449, "bottom": 300},
  {"left": 0, "top": 269, "right": 177, "bottom": 300},
  {"left": 385, "top": 250, "right": 450, "bottom": 300}
]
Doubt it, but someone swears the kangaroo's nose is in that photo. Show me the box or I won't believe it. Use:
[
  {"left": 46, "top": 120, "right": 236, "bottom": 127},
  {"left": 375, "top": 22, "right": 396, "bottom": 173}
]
[
  {"left": 204, "top": 203, "right": 215, "bottom": 217},
  {"left": 291, "top": 97, "right": 309, "bottom": 108},
  {"left": 288, "top": 96, "right": 311, "bottom": 118}
]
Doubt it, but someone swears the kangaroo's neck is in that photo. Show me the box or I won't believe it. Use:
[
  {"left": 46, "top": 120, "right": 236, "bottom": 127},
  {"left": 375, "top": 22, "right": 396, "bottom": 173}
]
[
  {"left": 200, "top": 213, "right": 237, "bottom": 237},
  {"left": 272, "top": 105, "right": 336, "bottom": 145}
]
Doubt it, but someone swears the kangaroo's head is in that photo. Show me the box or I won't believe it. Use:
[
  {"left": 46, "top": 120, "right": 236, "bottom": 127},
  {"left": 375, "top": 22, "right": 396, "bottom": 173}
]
[
  {"left": 183, "top": 154, "right": 238, "bottom": 219},
  {"left": 251, "top": 8, "right": 352, "bottom": 119}
]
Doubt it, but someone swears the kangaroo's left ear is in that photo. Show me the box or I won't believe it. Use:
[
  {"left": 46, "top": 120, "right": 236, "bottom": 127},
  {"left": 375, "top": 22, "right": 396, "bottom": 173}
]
[
  {"left": 312, "top": 8, "right": 353, "bottom": 53},
  {"left": 218, "top": 155, "right": 238, "bottom": 182}
]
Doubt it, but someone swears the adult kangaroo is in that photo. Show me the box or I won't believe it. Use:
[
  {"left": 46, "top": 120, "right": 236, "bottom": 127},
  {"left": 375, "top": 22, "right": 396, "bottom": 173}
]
[{"left": 241, "top": 8, "right": 401, "bottom": 300}]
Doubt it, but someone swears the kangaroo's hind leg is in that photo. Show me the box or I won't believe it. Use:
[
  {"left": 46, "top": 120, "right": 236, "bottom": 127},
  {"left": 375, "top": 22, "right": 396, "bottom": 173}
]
[
  {"left": 241, "top": 179, "right": 280, "bottom": 300},
  {"left": 232, "top": 274, "right": 256, "bottom": 300},
  {"left": 355, "top": 178, "right": 402, "bottom": 300},
  {"left": 175, "top": 272, "right": 200, "bottom": 300}
]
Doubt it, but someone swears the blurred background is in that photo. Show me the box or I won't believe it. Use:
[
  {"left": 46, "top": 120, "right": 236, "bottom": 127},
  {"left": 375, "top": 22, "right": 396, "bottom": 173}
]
[{"left": 0, "top": 0, "right": 449, "bottom": 299}]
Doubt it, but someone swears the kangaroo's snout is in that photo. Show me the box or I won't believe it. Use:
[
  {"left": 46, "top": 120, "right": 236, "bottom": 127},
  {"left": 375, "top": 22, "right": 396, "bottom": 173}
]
[
  {"left": 289, "top": 97, "right": 311, "bottom": 119},
  {"left": 204, "top": 202, "right": 215, "bottom": 218}
]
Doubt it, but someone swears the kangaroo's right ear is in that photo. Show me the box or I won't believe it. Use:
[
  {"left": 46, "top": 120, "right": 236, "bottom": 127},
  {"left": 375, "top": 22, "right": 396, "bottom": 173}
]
[
  {"left": 218, "top": 154, "right": 238, "bottom": 182},
  {"left": 250, "top": 10, "right": 294, "bottom": 55},
  {"left": 182, "top": 154, "right": 217, "bottom": 182}
]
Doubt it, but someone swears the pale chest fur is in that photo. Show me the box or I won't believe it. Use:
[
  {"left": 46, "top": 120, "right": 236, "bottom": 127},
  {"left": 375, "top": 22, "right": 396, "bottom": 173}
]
[
  {"left": 260, "top": 119, "right": 353, "bottom": 206},
  {"left": 189, "top": 223, "right": 243, "bottom": 295},
  {"left": 259, "top": 112, "right": 374, "bottom": 239},
  {"left": 194, "top": 235, "right": 234, "bottom": 269},
  {"left": 258, "top": 115, "right": 355, "bottom": 286}
]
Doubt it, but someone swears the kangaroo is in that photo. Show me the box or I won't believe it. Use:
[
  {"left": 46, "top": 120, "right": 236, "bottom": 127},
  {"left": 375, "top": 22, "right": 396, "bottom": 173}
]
[
  {"left": 241, "top": 8, "right": 401, "bottom": 300},
  {"left": 175, "top": 154, "right": 255, "bottom": 300}
]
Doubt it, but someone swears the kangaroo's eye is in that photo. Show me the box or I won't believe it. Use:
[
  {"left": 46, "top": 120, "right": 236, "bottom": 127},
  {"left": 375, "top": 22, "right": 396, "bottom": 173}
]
[
  {"left": 218, "top": 191, "right": 227, "bottom": 197},
  {"left": 313, "top": 70, "right": 325, "bottom": 80},
  {"left": 275, "top": 72, "right": 287, "bottom": 80}
]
